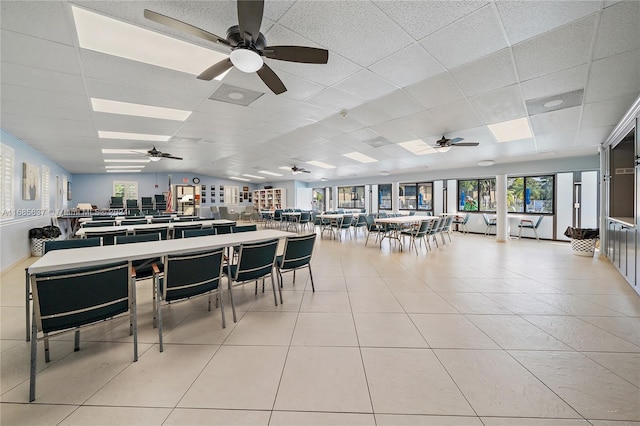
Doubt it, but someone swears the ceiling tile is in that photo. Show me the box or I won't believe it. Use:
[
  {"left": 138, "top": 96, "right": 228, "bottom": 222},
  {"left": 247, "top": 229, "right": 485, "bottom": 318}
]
[
  {"left": 346, "top": 103, "right": 392, "bottom": 127},
  {"left": 450, "top": 48, "right": 517, "bottom": 98},
  {"left": 333, "top": 70, "right": 398, "bottom": 101},
  {"left": 306, "top": 88, "right": 364, "bottom": 111},
  {"left": 1, "top": 84, "right": 90, "bottom": 111},
  {"left": 469, "top": 84, "right": 527, "bottom": 125},
  {"left": 278, "top": 1, "right": 413, "bottom": 67},
  {"left": 282, "top": 103, "right": 333, "bottom": 122},
  {"left": 406, "top": 72, "right": 465, "bottom": 110},
  {"left": 593, "top": 0, "right": 640, "bottom": 60},
  {"left": 319, "top": 114, "right": 366, "bottom": 133},
  {"left": 530, "top": 106, "right": 581, "bottom": 136},
  {"left": 304, "top": 123, "right": 343, "bottom": 139},
  {"left": 585, "top": 49, "right": 640, "bottom": 103},
  {"left": 273, "top": 70, "right": 326, "bottom": 101},
  {"left": 374, "top": 1, "right": 488, "bottom": 40},
  {"left": 534, "top": 131, "right": 578, "bottom": 151},
  {"left": 513, "top": 15, "right": 596, "bottom": 81},
  {"left": 581, "top": 94, "right": 639, "bottom": 129},
  {"left": 0, "top": 29, "right": 80, "bottom": 75},
  {"left": 427, "top": 99, "right": 484, "bottom": 132},
  {"left": 1, "top": 62, "right": 86, "bottom": 95},
  {"left": 370, "top": 90, "right": 423, "bottom": 119},
  {"left": 93, "top": 113, "right": 183, "bottom": 135},
  {"left": 520, "top": 65, "right": 588, "bottom": 100},
  {"left": 369, "top": 120, "right": 421, "bottom": 143},
  {"left": 575, "top": 126, "right": 615, "bottom": 147},
  {"left": 0, "top": 1, "right": 74, "bottom": 44},
  {"left": 497, "top": 1, "right": 602, "bottom": 45},
  {"left": 420, "top": 5, "right": 508, "bottom": 69},
  {"left": 391, "top": 111, "right": 446, "bottom": 138},
  {"left": 369, "top": 43, "right": 445, "bottom": 88}
]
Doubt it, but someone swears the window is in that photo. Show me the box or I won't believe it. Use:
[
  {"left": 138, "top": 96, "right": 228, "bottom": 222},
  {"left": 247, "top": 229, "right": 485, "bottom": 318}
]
[
  {"left": 378, "top": 184, "right": 392, "bottom": 210},
  {"left": 224, "top": 186, "right": 239, "bottom": 204},
  {"left": 312, "top": 188, "right": 324, "bottom": 211},
  {"left": 417, "top": 182, "right": 433, "bottom": 211},
  {"left": 113, "top": 181, "right": 138, "bottom": 201},
  {"left": 41, "top": 165, "right": 50, "bottom": 213},
  {"left": 507, "top": 175, "right": 554, "bottom": 213},
  {"left": 1, "top": 144, "right": 14, "bottom": 218},
  {"left": 458, "top": 178, "right": 496, "bottom": 212},
  {"left": 338, "top": 186, "right": 364, "bottom": 209},
  {"left": 398, "top": 183, "right": 417, "bottom": 210}
]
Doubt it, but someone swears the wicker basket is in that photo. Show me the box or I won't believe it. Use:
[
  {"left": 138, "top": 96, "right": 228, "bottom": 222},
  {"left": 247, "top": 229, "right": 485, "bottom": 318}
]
[
  {"left": 30, "top": 237, "right": 60, "bottom": 257},
  {"left": 570, "top": 238, "right": 597, "bottom": 257}
]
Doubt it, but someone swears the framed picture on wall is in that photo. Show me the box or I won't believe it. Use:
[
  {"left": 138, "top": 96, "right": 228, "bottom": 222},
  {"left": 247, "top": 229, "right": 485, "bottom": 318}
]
[
  {"left": 219, "top": 185, "right": 224, "bottom": 190},
  {"left": 202, "top": 198, "right": 207, "bottom": 204},
  {"left": 67, "top": 181, "right": 72, "bottom": 200},
  {"left": 242, "top": 186, "right": 249, "bottom": 192},
  {"left": 201, "top": 185, "right": 206, "bottom": 192},
  {"left": 239, "top": 196, "right": 243, "bottom": 202},
  {"left": 22, "top": 162, "right": 39, "bottom": 200}
]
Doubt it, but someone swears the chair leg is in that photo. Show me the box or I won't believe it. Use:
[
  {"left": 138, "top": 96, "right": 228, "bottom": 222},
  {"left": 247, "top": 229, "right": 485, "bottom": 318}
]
[
  {"left": 157, "top": 287, "right": 163, "bottom": 353},
  {"left": 308, "top": 265, "right": 315, "bottom": 292},
  {"left": 270, "top": 273, "right": 280, "bottom": 306},
  {"left": 44, "top": 334, "right": 50, "bottom": 363},
  {"left": 25, "top": 269, "right": 30, "bottom": 342},
  {"left": 534, "top": 227, "right": 540, "bottom": 241},
  {"left": 219, "top": 288, "right": 226, "bottom": 329},
  {"left": 29, "top": 308, "right": 37, "bottom": 402},
  {"left": 74, "top": 329, "right": 80, "bottom": 352},
  {"left": 228, "top": 277, "right": 237, "bottom": 323}
]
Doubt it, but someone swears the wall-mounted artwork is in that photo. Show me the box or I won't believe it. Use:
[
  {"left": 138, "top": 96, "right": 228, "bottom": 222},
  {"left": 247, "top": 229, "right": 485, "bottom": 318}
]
[
  {"left": 22, "top": 163, "right": 39, "bottom": 200},
  {"left": 67, "top": 181, "right": 72, "bottom": 200},
  {"left": 202, "top": 198, "right": 207, "bottom": 204}
]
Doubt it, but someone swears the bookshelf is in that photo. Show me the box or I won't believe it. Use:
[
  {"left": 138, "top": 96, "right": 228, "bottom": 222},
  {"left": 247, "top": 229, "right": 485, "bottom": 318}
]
[{"left": 253, "top": 188, "right": 286, "bottom": 210}]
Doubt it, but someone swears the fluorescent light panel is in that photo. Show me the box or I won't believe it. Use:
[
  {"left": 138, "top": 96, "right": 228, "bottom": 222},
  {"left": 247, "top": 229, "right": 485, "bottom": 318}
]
[
  {"left": 242, "top": 174, "right": 265, "bottom": 179},
  {"left": 398, "top": 139, "right": 437, "bottom": 155},
  {"left": 98, "top": 131, "right": 170, "bottom": 142},
  {"left": 105, "top": 166, "right": 145, "bottom": 169},
  {"left": 279, "top": 166, "right": 292, "bottom": 171},
  {"left": 343, "top": 152, "right": 377, "bottom": 163},
  {"left": 306, "top": 160, "right": 336, "bottom": 169},
  {"left": 487, "top": 117, "right": 532, "bottom": 143},
  {"left": 259, "top": 170, "right": 284, "bottom": 176},
  {"left": 104, "top": 159, "right": 150, "bottom": 163},
  {"left": 229, "top": 176, "right": 250, "bottom": 182},
  {"left": 106, "top": 169, "right": 142, "bottom": 173},
  {"left": 72, "top": 6, "right": 229, "bottom": 79},
  {"left": 91, "top": 98, "right": 191, "bottom": 121}
]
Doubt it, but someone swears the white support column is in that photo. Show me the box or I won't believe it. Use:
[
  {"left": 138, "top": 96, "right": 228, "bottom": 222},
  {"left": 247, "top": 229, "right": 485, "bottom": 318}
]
[
  {"left": 392, "top": 182, "right": 400, "bottom": 214},
  {"left": 496, "top": 174, "right": 509, "bottom": 243}
]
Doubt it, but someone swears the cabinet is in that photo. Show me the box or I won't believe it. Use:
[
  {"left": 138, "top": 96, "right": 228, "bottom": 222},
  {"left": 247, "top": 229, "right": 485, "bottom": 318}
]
[
  {"left": 607, "top": 218, "right": 637, "bottom": 288},
  {"left": 253, "top": 188, "right": 286, "bottom": 210}
]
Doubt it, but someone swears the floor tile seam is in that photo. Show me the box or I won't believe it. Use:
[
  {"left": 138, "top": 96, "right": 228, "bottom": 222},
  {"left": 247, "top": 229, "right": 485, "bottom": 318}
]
[
  {"left": 576, "top": 315, "right": 640, "bottom": 346},
  {"left": 522, "top": 314, "right": 640, "bottom": 351},
  {"left": 578, "top": 351, "right": 640, "bottom": 390},
  {"left": 343, "top": 261, "right": 376, "bottom": 416},
  {"left": 267, "top": 271, "right": 305, "bottom": 424},
  {"left": 571, "top": 293, "right": 640, "bottom": 317},
  {"left": 502, "top": 349, "right": 588, "bottom": 420}
]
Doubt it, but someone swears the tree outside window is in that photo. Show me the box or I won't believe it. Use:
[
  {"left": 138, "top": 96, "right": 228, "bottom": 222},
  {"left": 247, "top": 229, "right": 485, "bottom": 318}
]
[
  {"left": 525, "top": 176, "right": 554, "bottom": 213},
  {"left": 113, "top": 181, "right": 138, "bottom": 201},
  {"left": 458, "top": 180, "right": 479, "bottom": 211},
  {"left": 507, "top": 177, "right": 524, "bottom": 212}
]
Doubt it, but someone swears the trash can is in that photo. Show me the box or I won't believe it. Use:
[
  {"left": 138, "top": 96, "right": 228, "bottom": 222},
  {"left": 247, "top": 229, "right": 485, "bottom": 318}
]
[
  {"left": 29, "top": 226, "right": 62, "bottom": 257},
  {"left": 564, "top": 227, "right": 599, "bottom": 257}
]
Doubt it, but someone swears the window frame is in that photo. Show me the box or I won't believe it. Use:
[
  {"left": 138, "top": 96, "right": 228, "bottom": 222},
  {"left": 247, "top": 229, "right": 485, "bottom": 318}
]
[
  {"left": 520, "top": 175, "right": 555, "bottom": 215},
  {"left": 337, "top": 185, "right": 365, "bottom": 209},
  {"left": 112, "top": 181, "right": 138, "bottom": 201},
  {"left": 1, "top": 144, "right": 15, "bottom": 219},
  {"left": 378, "top": 183, "right": 392, "bottom": 211}
]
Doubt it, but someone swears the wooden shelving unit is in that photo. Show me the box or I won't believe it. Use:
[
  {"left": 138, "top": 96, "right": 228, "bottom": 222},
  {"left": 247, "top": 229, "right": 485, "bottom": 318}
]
[{"left": 253, "top": 188, "right": 286, "bottom": 210}]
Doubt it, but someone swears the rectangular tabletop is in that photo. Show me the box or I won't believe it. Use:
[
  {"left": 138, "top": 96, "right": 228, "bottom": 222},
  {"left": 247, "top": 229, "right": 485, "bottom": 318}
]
[
  {"left": 75, "top": 219, "right": 235, "bottom": 237},
  {"left": 29, "top": 229, "right": 295, "bottom": 274},
  {"left": 375, "top": 216, "right": 437, "bottom": 224}
]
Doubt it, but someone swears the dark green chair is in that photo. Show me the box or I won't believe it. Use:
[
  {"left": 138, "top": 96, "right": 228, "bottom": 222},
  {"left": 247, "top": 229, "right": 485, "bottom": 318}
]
[
  {"left": 134, "top": 226, "right": 169, "bottom": 240},
  {"left": 224, "top": 239, "right": 279, "bottom": 322},
  {"left": 82, "top": 220, "right": 115, "bottom": 228},
  {"left": 121, "top": 219, "right": 147, "bottom": 226},
  {"left": 83, "top": 229, "right": 128, "bottom": 245},
  {"left": 184, "top": 228, "right": 217, "bottom": 238},
  {"left": 212, "top": 224, "right": 233, "bottom": 235},
  {"left": 518, "top": 215, "right": 543, "bottom": 241},
  {"left": 173, "top": 223, "right": 203, "bottom": 239},
  {"left": 400, "top": 220, "right": 432, "bottom": 255},
  {"left": 29, "top": 261, "right": 137, "bottom": 401},
  {"left": 364, "top": 214, "right": 385, "bottom": 246},
  {"left": 153, "top": 248, "right": 226, "bottom": 351},
  {"left": 114, "top": 233, "right": 162, "bottom": 280},
  {"left": 276, "top": 234, "right": 316, "bottom": 291}
]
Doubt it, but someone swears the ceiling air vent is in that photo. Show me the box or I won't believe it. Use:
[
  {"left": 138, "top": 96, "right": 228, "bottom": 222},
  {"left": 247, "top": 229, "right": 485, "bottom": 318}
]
[
  {"left": 526, "top": 89, "right": 584, "bottom": 116},
  {"left": 209, "top": 84, "right": 264, "bottom": 106},
  {"left": 362, "top": 136, "right": 393, "bottom": 148}
]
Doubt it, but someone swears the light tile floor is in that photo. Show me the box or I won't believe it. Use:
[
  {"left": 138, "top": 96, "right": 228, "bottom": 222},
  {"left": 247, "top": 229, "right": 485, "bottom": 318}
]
[{"left": 1, "top": 232, "right": 639, "bottom": 425}]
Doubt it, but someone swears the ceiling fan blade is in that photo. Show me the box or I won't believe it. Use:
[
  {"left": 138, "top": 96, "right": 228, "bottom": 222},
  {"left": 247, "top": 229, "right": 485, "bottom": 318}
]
[
  {"left": 197, "top": 58, "right": 233, "bottom": 81},
  {"left": 256, "top": 63, "right": 287, "bottom": 94},
  {"left": 449, "top": 137, "right": 464, "bottom": 143},
  {"left": 451, "top": 142, "right": 479, "bottom": 146},
  {"left": 237, "top": 0, "right": 264, "bottom": 43},
  {"left": 143, "top": 9, "right": 229, "bottom": 46},
  {"left": 302, "top": 170, "right": 311, "bottom": 173},
  {"left": 164, "top": 155, "right": 183, "bottom": 160},
  {"left": 263, "top": 46, "right": 329, "bottom": 64}
]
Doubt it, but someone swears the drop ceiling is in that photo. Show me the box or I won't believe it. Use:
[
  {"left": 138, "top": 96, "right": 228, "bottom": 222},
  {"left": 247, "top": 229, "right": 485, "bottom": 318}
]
[{"left": 1, "top": 1, "right": 638, "bottom": 183}]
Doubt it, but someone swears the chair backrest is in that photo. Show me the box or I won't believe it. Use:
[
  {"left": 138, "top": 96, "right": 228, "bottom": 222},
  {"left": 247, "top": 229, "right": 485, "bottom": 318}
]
[
  {"left": 92, "top": 215, "right": 114, "bottom": 220},
  {"left": 273, "top": 209, "right": 283, "bottom": 220},
  {"left": 365, "top": 214, "right": 375, "bottom": 228},
  {"left": 443, "top": 215, "right": 454, "bottom": 230},
  {"left": 463, "top": 212, "right": 471, "bottom": 224},
  {"left": 279, "top": 234, "right": 316, "bottom": 270},
  {"left": 110, "top": 197, "right": 124, "bottom": 208},
  {"left": 299, "top": 211, "right": 311, "bottom": 223},
  {"left": 82, "top": 220, "right": 115, "bottom": 228},
  {"left": 409, "top": 211, "right": 416, "bottom": 216},
  {"left": 44, "top": 237, "right": 101, "bottom": 254},
  {"left": 152, "top": 217, "right": 173, "bottom": 224},
  {"left": 212, "top": 224, "right": 233, "bottom": 235},
  {"left": 244, "top": 205, "right": 255, "bottom": 213},
  {"left": 355, "top": 215, "right": 367, "bottom": 226},
  {"left": 134, "top": 227, "right": 169, "bottom": 240},
  {"left": 174, "top": 224, "right": 204, "bottom": 239},
  {"left": 162, "top": 248, "right": 225, "bottom": 302},
  {"left": 415, "top": 220, "right": 431, "bottom": 237},
  {"left": 183, "top": 228, "right": 217, "bottom": 238},
  {"left": 233, "top": 224, "right": 257, "bottom": 233},
  {"left": 84, "top": 229, "right": 128, "bottom": 245},
  {"left": 33, "top": 261, "right": 131, "bottom": 334},
  {"left": 141, "top": 197, "right": 153, "bottom": 209},
  {"left": 121, "top": 219, "right": 147, "bottom": 225},
  {"left": 340, "top": 214, "right": 353, "bottom": 228},
  {"left": 219, "top": 206, "right": 229, "bottom": 219},
  {"left": 126, "top": 199, "right": 138, "bottom": 208},
  {"left": 377, "top": 211, "right": 388, "bottom": 218},
  {"left": 428, "top": 218, "right": 442, "bottom": 235},
  {"left": 115, "top": 233, "right": 161, "bottom": 245},
  {"left": 534, "top": 215, "right": 544, "bottom": 228},
  {"left": 482, "top": 214, "right": 491, "bottom": 225},
  {"left": 233, "top": 239, "right": 278, "bottom": 281}
]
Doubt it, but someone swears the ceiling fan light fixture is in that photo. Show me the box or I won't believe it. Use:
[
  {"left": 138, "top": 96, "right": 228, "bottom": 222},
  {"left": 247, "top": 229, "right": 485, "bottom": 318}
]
[
  {"left": 478, "top": 160, "right": 495, "bottom": 167},
  {"left": 435, "top": 146, "right": 451, "bottom": 153},
  {"left": 230, "top": 49, "right": 263, "bottom": 73},
  {"left": 148, "top": 156, "right": 162, "bottom": 162}
]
